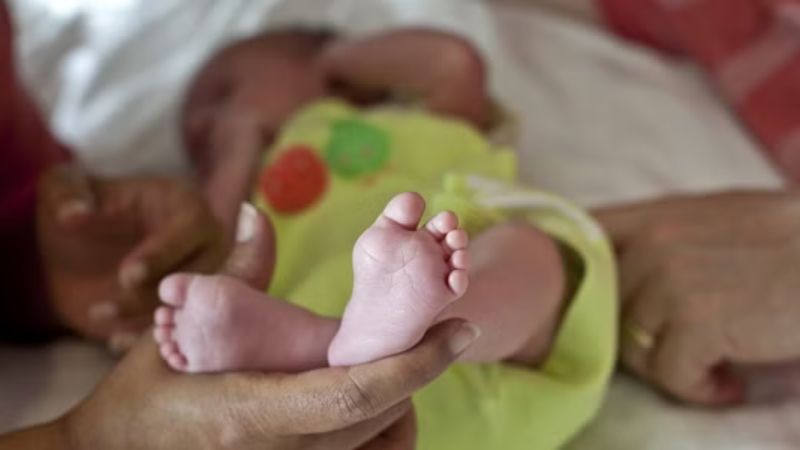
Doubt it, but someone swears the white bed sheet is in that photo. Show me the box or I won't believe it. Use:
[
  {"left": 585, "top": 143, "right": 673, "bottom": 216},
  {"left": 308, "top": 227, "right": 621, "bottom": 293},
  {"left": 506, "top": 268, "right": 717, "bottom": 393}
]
[{"left": 3, "top": 0, "right": 797, "bottom": 448}]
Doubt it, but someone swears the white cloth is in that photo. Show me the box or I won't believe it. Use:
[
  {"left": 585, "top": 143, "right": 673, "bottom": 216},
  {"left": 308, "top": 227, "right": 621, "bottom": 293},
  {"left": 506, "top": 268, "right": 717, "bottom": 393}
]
[{"left": 4, "top": 0, "right": 797, "bottom": 448}]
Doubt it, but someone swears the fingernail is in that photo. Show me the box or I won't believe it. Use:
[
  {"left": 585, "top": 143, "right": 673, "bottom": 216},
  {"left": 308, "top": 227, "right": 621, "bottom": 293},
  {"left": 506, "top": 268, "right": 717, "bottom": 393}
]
[
  {"left": 235, "top": 203, "right": 258, "bottom": 243},
  {"left": 120, "top": 262, "right": 148, "bottom": 289},
  {"left": 57, "top": 200, "right": 91, "bottom": 223},
  {"left": 89, "top": 302, "right": 119, "bottom": 321},
  {"left": 108, "top": 333, "right": 139, "bottom": 354},
  {"left": 448, "top": 323, "right": 481, "bottom": 355}
]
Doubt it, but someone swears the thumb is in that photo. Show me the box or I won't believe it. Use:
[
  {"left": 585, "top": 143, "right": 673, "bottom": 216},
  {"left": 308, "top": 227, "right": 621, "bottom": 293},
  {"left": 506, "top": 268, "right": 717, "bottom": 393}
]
[
  {"left": 221, "top": 203, "right": 276, "bottom": 290},
  {"left": 250, "top": 319, "right": 480, "bottom": 434}
]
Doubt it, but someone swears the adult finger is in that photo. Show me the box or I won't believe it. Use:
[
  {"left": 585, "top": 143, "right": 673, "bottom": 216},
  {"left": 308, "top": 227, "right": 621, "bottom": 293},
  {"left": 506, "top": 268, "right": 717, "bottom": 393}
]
[
  {"left": 650, "top": 328, "right": 743, "bottom": 406},
  {"left": 88, "top": 296, "right": 154, "bottom": 353},
  {"left": 118, "top": 194, "right": 222, "bottom": 289},
  {"left": 221, "top": 203, "right": 276, "bottom": 290},
  {"left": 359, "top": 408, "right": 417, "bottom": 450},
  {"left": 314, "top": 401, "right": 412, "bottom": 450},
  {"left": 616, "top": 233, "right": 672, "bottom": 307},
  {"left": 237, "top": 319, "right": 479, "bottom": 434},
  {"left": 37, "top": 163, "right": 96, "bottom": 227},
  {"left": 619, "top": 277, "right": 670, "bottom": 382},
  {"left": 340, "top": 319, "right": 478, "bottom": 425},
  {"left": 593, "top": 198, "right": 674, "bottom": 249}
]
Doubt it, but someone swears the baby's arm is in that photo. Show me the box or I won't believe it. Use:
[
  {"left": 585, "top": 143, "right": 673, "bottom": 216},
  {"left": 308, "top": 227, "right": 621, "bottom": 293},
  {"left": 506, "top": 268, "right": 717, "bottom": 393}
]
[{"left": 321, "top": 29, "right": 492, "bottom": 129}]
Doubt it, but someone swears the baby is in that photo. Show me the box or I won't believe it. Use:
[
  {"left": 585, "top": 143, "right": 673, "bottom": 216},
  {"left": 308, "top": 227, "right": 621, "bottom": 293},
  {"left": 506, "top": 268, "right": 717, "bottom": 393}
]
[{"left": 154, "top": 29, "right": 616, "bottom": 449}]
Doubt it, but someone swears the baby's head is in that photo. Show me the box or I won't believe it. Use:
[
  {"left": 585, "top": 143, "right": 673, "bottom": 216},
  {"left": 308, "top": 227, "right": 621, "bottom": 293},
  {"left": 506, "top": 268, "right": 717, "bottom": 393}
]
[{"left": 182, "top": 29, "right": 336, "bottom": 168}]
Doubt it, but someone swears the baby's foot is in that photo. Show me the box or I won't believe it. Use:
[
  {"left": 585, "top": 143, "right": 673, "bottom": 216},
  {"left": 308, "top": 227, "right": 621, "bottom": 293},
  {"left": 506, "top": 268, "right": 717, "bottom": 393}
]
[
  {"left": 153, "top": 274, "right": 337, "bottom": 373},
  {"left": 328, "top": 192, "right": 470, "bottom": 366}
]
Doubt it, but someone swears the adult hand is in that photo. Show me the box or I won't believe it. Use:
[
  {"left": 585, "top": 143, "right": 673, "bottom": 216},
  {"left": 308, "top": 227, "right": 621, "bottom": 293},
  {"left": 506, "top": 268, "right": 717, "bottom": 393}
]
[
  {"left": 56, "top": 319, "right": 476, "bottom": 450},
  {"left": 595, "top": 190, "right": 800, "bottom": 406},
  {"left": 37, "top": 165, "right": 230, "bottom": 348}
]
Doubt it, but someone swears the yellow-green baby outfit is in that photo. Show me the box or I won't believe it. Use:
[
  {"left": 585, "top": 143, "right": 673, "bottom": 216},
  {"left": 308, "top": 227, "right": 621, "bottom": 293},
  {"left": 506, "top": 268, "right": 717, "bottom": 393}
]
[{"left": 253, "top": 99, "right": 617, "bottom": 450}]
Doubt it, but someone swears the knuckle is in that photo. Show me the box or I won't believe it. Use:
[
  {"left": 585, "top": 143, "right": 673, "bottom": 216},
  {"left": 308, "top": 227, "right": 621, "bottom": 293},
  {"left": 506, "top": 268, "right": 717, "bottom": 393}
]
[
  {"left": 217, "top": 404, "right": 265, "bottom": 450},
  {"left": 335, "top": 371, "right": 379, "bottom": 423},
  {"left": 214, "top": 378, "right": 278, "bottom": 449},
  {"left": 400, "top": 351, "right": 437, "bottom": 386}
]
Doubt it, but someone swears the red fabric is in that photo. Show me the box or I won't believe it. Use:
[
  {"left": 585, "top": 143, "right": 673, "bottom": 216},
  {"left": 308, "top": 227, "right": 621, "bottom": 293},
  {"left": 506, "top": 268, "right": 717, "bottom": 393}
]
[
  {"left": 1, "top": 2, "right": 71, "bottom": 340},
  {"left": 596, "top": 0, "right": 800, "bottom": 182},
  {"left": 597, "top": 0, "right": 685, "bottom": 53}
]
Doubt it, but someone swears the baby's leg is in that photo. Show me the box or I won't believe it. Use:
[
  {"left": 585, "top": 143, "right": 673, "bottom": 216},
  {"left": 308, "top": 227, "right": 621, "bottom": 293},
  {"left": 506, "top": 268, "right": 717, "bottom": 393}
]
[
  {"left": 439, "top": 223, "right": 566, "bottom": 365},
  {"left": 154, "top": 274, "right": 338, "bottom": 373}
]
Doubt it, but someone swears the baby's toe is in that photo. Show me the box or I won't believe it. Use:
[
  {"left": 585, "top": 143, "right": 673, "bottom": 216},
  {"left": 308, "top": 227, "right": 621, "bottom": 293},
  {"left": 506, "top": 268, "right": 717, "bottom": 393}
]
[
  {"left": 380, "top": 192, "right": 426, "bottom": 230},
  {"left": 448, "top": 269, "right": 469, "bottom": 296},
  {"left": 425, "top": 211, "right": 458, "bottom": 240},
  {"left": 154, "top": 306, "right": 176, "bottom": 326},
  {"left": 444, "top": 229, "right": 469, "bottom": 253},
  {"left": 450, "top": 250, "right": 471, "bottom": 271},
  {"left": 159, "top": 274, "right": 193, "bottom": 307},
  {"left": 153, "top": 325, "right": 174, "bottom": 344},
  {"left": 160, "top": 341, "right": 187, "bottom": 370},
  {"left": 167, "top": 353, "right": 188, "bottom": 372},
  {"left": 160, "top": 341, "right": 175, "bottom": 356}
]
